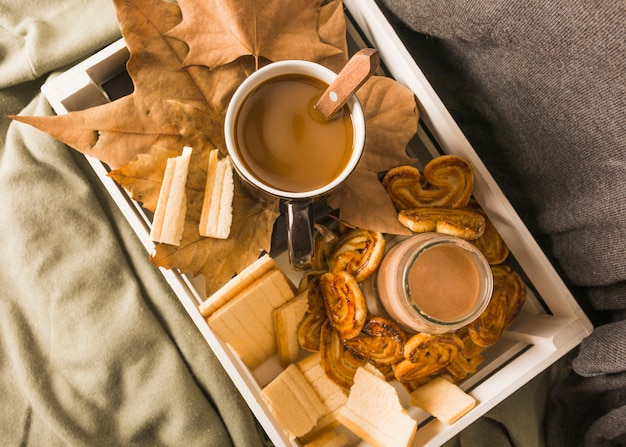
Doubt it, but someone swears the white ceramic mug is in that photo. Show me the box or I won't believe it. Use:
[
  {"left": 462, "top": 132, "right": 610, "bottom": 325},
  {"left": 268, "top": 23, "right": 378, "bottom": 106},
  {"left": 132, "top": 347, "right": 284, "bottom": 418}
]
[{"left": 224, "top": 60, "right": 366, "bottom": 269}]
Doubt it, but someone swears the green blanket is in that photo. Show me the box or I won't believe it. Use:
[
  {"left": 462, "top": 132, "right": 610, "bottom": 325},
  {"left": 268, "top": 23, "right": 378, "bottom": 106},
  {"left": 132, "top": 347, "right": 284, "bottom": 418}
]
[{"left": 0, "top": 0, "right": 267, "bottom": 445}]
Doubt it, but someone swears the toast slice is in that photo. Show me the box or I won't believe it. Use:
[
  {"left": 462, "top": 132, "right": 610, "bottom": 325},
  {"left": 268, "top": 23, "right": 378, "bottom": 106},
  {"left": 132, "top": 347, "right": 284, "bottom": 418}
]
[
  {"left": 198, "top": 253, "right": 276, "bottom": 317},
  {"left": 261, "top": 363, "right": 327, "bottom": 440},
  {"left": 409, "top": 376, "right": 476, "bottom": 424},
  {"left": 273, "top": 291, "right": 310, "bottom": 367},
  {"left": 199, "top": 149, "right": 234, "bottom": 239},
  {"left": 337, "top": 364, "right": 417, "bottom": 447},
  {"left": 150, "top": 146, "right": 192, "bottom": 246},
  {"left": 298, "top": 353, "right": 349, "bottom": 429},
  {"left": 207, "top": 268, "right": 294, "bottom": 369}
]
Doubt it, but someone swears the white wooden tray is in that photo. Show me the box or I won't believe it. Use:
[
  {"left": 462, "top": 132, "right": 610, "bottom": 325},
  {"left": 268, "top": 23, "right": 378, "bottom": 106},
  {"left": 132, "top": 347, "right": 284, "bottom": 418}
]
[{"left": 41, "top": 1, "right": 592, "bottom": 445}]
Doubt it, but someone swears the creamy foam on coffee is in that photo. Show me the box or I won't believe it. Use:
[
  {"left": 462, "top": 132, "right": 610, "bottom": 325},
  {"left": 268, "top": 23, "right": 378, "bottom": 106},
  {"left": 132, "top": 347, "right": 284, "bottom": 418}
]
[{"left": 234, "top": 74, "right": 354, "bottom": 193}]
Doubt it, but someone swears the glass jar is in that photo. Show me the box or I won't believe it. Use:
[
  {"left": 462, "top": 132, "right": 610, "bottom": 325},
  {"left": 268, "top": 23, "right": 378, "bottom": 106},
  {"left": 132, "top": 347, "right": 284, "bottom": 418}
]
[{"left": 374, "top": 233, "right": 493, "bottom": 334}]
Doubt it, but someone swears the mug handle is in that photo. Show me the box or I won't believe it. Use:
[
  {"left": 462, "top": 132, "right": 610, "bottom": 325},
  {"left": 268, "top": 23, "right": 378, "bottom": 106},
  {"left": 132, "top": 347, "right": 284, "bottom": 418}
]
[{"left": 286, "top": 200, "right": 314, "bottom": 270}]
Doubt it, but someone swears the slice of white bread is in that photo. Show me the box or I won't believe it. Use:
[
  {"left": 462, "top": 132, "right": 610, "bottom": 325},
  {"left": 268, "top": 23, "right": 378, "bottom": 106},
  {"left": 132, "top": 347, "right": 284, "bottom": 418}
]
[
  {"left": 150, "top": 146, "right": 192, "bottom": 246},
  {"left": 199, "top": 149, "right": 234, "bottom": 239},
  {"left": 261, "top": 363, "right": 327, "bottom": 440},
  {"left": 337, "top": 364, "right": 417, "bottom": 447},
  {"left": 273, "top": 291, "right": 310, "bottom": 367},
  {"left": 409, "top": 376, "right": 476, "bottom": 424},
  {"left": 198, "top": 253, "right": 276, "bottom": 317},
  {"left": 298, "top": 353, "right": 348, "bottom": 429},
  {"left": 207, "top": 268, "right": 294, "bottom": 369}
]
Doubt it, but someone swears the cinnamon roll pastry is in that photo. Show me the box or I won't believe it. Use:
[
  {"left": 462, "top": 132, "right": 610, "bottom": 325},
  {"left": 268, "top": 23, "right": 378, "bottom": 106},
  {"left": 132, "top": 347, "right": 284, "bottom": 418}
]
[
  {"left": 298, "top": 271, "right": 325, "bottom": 314},
  {"left": 297, "top": 310, "right": 327, "bottom": 352},
  {"left": 328, "top": 229, "right": 386, "bottom": 282},
  {"left": 398, "top": 207, "right": 486, "bottom": 240},
  {"left": 469, "top": 208, "right": 510, "bottom": 264},
  {"left": 320, "top": 271, "right": 368, "bottom": 340},
  {"left": 469, "top": 265, "right": 526, "bottom": 347},
  {"left": 456, "top": 327, "right": 484, "bottom": 359},
  {"left": 296, "top": 273, "right": 327, "bottom": 351},
  {"left": 343, "top": 316, "right": 407, "bottom": 365},
  {"left": 312, "top": 224, "right": 339, "bottom": 271},
  {"left": 320, "top": 321, "right": 367, "bottom": 390},
  {"left": 393, "top": 333, "right": 464, "bottom": 383},
  {"left": 382, "top": 155, "right": 474, "bottom": 211},
  {"left": 446, "top": 351, "right": 484, "bottom": 381},
  {"left": 399, "top": 374, "right": 437, "bottom": 393}
]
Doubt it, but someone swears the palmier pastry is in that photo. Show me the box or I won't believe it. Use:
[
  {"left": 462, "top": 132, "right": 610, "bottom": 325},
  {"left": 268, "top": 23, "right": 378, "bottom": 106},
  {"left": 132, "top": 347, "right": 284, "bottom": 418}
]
[
  {"left": 296, "top": 273, "right": 327, "bottom": 351},
  {"left": 446, "top": 327, "right": 484, "bottom": 381},
  {"left": 297, "top": 310, "right": 327, "bottom": 352},
  {"left": 468, "top": 205, "right": 510, "bottom": 264},
  {"left": 320, "top": 271, "right": 368, "bottom": 340},
  {"left": 393, "top": 333, "right": 463, "bottom": 383},
  {"left": 343, "top": 316, "right": 407, "bottom": 365},
  {"left": 468, "top": 265, "right": 526, "bottom": 347},
  {"left": 298, "top": 271, "right": 325, "bottom": 314},
  {"left": 447, "top": 352, "right": 484, "bottom": 382},
  {"left": 320, "top": 321, "right": 367, "bottom": 390},
  {"left": 398, "top": 206, "right": 486, "bottom": 240},
  {"left": 312, "top": 224, "right": 339, "bottom": 270},
  {"left": 328, "top": 229, "right": 386, "bottom": 282},
  {"left": 382, "top": 155, "right": 473, "bottom": 211}
]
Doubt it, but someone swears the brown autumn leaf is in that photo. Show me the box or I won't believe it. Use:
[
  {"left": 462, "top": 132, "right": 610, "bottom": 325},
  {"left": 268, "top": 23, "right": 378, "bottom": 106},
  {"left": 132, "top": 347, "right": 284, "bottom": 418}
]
[
  {"left": 109, "top": 144, "right": 181, "bottom": 212},
  {"left": 111, "top": 99, "right": 279, "bottom": 293},
  {"left": 168, "top": 0, "right": 343, "bottom": 70},
  {"left": 11, "top": 0, "right": 419, "bottom": 293},
  {"left": 151, "top": 180, "right": 280, "bottom": 294},
  {"left": 11, "top": 0, "right": 189, "bottom": 169},
  {"left": 327, "top": 76, "right": 419, "bottom": 234}
]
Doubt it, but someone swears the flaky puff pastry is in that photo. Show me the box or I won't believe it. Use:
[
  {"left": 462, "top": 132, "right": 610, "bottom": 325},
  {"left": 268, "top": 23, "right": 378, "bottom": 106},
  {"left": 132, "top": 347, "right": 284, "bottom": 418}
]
[
  {"left": 327, "top": 229, "right": 386, "bottom": 282},
  {"left": 393, "top": 333, "right": 464, "bottom": 383},
  {"left": 297, "top": 272, "right": 327, "bottom": 352},
  {"left": 320, "top": 271, "right": 368, "bottom": 340},
  {"left": 446, "top": 328, "right": 485, "bottom": 382},
  {"left": 343, "top": 316, "right": 407, "bottom": 365},
  {"left": 383, "top": 155, "right": 474, "bottom": 211},
  {"left": 469, "top": 265, "right": 526, "bottom": 347},
  {"left": 467, "top": 201, "right": 510, "bottom": 264},
  {"left": 398, "top": 206, "right": 486, "bottom": 240},
  {"left": 320, "top": 321, "right": 367, "bottom": 391}
]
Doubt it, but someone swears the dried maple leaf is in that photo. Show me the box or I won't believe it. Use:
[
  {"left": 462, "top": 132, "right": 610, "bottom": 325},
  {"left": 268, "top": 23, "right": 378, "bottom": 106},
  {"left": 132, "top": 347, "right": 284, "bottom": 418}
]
[
  {"left": 109, "top": 144, "right": 181, "bottom": 212},
  {"left": 328, "top": 76, "right": 419, "bottom": 234},
  {"left": 313, "top": 0, "right": 350, "bottom": 71},
  {"left": 111, "top": 100, "right": 279, "bottom": 293},
  {"left": 169, "top": 0, "right": 343, "bottom": 70},
  {"left": 11, "top": 0, "right": 419, "bottom": 293},
  {"left": 10, "top": 0, "right": 283, "bottom": 295},
  {"left": 11, "top": 0, "right": 187, "bottom": 169},
  {"left": 151, "top": 180, "right": 280, "bottom": 294}
]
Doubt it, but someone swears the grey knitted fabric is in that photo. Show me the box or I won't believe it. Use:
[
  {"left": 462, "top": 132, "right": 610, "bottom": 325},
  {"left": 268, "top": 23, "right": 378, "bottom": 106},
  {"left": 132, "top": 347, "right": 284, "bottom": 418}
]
[{"left": 377, "top": 0, "right": 626, "bottom": 445}]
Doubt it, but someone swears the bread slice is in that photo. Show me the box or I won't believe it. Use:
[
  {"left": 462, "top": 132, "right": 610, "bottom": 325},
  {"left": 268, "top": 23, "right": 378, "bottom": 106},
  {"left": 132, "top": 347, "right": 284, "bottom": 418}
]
[
  {"left": 298, "top": 353, "right": 349, "bottom": 429},
  {"left": 273, "top": 291, "right": 310, "bottom": 367},
  {"left": 261, "top": 363, "right": 327, "bottom": 440},
  {"left": 198, "top": 253, "right": 276, "bottom": 317},
  {"left": 409, "top": 376, "right": 476, "bottom": 424},
  {"left": 337, "top": 364, "right": 417, "bottom": 447},
  {"left": 150, "top": 146, "right": 192, "bottom": 246},
  {"left": 199, "top": 149, "right": 234, "bottom": 239},
  {"left": 207, "top": 268, "right": 294, "bottom": 369}
]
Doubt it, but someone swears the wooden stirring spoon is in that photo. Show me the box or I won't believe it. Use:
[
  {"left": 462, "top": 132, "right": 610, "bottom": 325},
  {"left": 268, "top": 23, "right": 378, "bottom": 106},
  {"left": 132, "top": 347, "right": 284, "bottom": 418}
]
[{"left": 314, "top": 48, "right": 380, "bottom": 120}]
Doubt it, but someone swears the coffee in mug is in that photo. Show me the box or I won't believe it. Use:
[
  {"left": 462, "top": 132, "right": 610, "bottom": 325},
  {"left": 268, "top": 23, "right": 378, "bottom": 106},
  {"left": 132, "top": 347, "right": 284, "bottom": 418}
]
[
  {"left": 234, "top": 73, "right": 354, "bottom": 193},
  {"left": 225, "top": 60, "right": 366, "bottom": 270}
]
